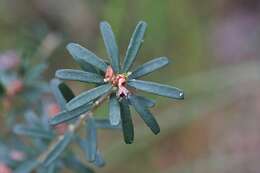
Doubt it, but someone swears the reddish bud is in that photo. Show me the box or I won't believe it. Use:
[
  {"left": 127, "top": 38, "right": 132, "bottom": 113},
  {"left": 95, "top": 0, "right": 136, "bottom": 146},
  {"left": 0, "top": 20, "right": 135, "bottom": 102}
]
[
  {"left": 6, "top": 80, "right": 23, "bottom": 97},
  {"left": 47, "top": 103, "right": 68, "bottom": 135},
  {"left": 0, "top": 163, "right": 12, "bottom": 173},
  {"left": 10, "top": 150, "right": 25, "bottom": 161}
]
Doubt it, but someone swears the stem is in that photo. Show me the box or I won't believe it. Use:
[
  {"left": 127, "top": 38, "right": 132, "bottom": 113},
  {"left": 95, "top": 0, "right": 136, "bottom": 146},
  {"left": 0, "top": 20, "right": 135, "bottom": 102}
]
[{"left": 36, "top": 91, "right": 111, "bottom": 167}]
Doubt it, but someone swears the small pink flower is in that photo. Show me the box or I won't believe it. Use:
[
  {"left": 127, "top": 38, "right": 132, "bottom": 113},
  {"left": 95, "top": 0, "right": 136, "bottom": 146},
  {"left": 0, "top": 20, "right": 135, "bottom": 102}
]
[
  {"left": 0, "top": 51, "right": 20, "bottom": 70},
  {"left": 104, "top": 66, "right": 115, "bottom": 83},
  {"left": 0, "top": 163, "right": 12, "bottom": 173},
  {"left": 47, "top": 103, "right": 68, "bottom": 135},
  {"left": 10, "top": 150, "right": 25, "bottom": 161}
]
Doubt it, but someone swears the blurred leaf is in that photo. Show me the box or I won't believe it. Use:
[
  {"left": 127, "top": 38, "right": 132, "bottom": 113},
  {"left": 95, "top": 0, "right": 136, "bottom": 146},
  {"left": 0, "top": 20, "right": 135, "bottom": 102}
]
[
  {"left": 128, "top": 79, "right": 184, "bottom": 99},
  {"left": 119, "top": 99, "right": 134, "bottom": 144},
  {"left": 55, "top": 69, "right": 104, "bottom": 84},
  {"left": 24, "top": 111, "right": 41, "bottom": 128},
  {"left": 95, "top": 119, "right": 121, "bottom": 129},
  {"left": 13, "top": 125, "right": 54, "bottom": 139},
  {"left": 67, "top": 84, "right": 112, "bottom": 110},
  {"left": 122, "top": 21, "right": 147, "bottom": 72},
  {"left": 25, "top": 64, "right": 47, "bottom": 82},
  {"left": 86, "top": 117, "right": 97, "bottom": 162},
  {"left": 129, "top": 95, "right": 160, "bottom": 134},
  {"left": 100, "top": 21, "right": 120, "bottom": 72},
  {"left": 65, "top": 156, "right": 94, "bottom": 173},
  {"left": 14, "top": 160, "right": 39, "bottom": 173},
  {"left": 66, "top": 43, "right": 108, "bottom": 72},
  {"left": 94, "top": 150, "right": 106, "bottom": 167},
  {"left": 43, "top": 132, "right": 74, "bottom": 166},
  {"left": 50, "top": 102, "right": 92, "bottom": 126},
  {"left": 109, "top": 94, "right": 121, "bottom": 126},
  {"left": 129, "top": 57, "right": 169, "bottom": 79}
]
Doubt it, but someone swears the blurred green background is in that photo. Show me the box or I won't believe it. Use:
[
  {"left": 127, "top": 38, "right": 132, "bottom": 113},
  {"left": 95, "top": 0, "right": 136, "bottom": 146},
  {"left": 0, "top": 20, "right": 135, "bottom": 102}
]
[{"left": 1, "top": 0, "right": 260, "bottom": 172}]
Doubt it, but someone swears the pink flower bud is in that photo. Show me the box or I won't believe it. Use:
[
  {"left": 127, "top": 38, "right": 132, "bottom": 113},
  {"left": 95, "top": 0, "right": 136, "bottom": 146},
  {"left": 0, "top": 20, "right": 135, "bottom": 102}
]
[
  {"left": 47, "top": 103, "right": 68, "bottom": 135},
  {"left": 6, "top": 80, "right": 23, "bottom": 97},
  {"left": 0, "top": 163, "right": 12, "bottom": 173}
]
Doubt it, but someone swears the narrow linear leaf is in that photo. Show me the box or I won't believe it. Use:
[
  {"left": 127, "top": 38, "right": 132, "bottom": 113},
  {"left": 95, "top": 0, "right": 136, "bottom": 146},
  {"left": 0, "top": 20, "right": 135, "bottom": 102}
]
[
  {"left": 119, "top": 99, "right": 134, "bottom": 144},
  {"left": 86, "top": 117, "right": 97, "bottom": 162},
  {"left": 128, "top": 79, "right": 184, "bottom": 99},
  {"left": 66, "top": 43, "right": 108, "bottom": 72},
  {"left": 13, "top": 125, "right": 53, "bottom": 139},
  {"left": 109, "top": 94, "right": 121, "bottom": 126},
  {"left": 50, "top": 79, "right": 75, "bottom": 110},
  {"left": 46, "top": 163, "right": 57, "bottom": 173},
  {"left": 132, "top": 95, "right": 156, "bottom": 108},
  {"left": 76, "top": 58, "right": 98, "bottom": 74},
  {"left": 14, "top": 160, "right": 39, "bottom": 173},
  {"left": 128, "top": 95, "right": 160, "bottom": 134},
  {"left": 95, "top": 119, "right": 121, "bottom": 129},
  {"left": 123, "top": 21, "right": 147, "bottom": 72},
  {"left": 94, "top": 150, "right": 106, "bottom": 167},
  {"left": 24, "top": 111, "right": 41, "bottom": 128},
  {"left": 129, "top": 57, "right": 169, "bottom": 79},
  {"left": 100, "top": 21, "right": 120, "bottom": 72},
  {"left": 50, "top": 102, "right": 92, "bottom": 126},
  {"left": 67, "top": 84, "right": 112, "bottom": 110},
  {"left": 44, "top": 132, "right": 74, "bottom": 166},
  {"left": 55, "top": 69, "right": 104, "bottom": 84}
]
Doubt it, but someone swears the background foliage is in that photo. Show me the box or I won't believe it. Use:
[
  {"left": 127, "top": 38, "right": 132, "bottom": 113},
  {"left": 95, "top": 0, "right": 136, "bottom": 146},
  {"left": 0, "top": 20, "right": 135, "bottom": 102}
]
[{"left": 0, "top": 0, "right": 260, "bottom": 172}]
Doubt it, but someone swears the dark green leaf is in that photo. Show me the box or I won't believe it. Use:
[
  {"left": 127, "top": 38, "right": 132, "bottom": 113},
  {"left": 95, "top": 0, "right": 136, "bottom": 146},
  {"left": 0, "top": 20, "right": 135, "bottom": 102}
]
[
  {"left": 43, "top": 132, "right": 74, "bottom": 166},
  {"left": 55, "top": 69, "right": 104, "bottom": 84},
  {"left": 0, "top": 82, "right": 5, "bottom": 97},
  {"left": 94, "top": 150, "right": 106, "bottom": 167},
  {"left": 119, "top": 99, "right": 134, "bottom": 144},
  {"left": 50, "top": 102, "right": 92, "bottom": 126},
  {"left": 100, "top": 21, "right": 120, "bottom": 72},
  {"left": 128, "top": 95, "right": 160, "bottom": 134},
  {"left": 132, "top": 95, "right": 156, "bottom": 108},
  {"left": 109, "top": 94, "right": 121, "bottom": 126},
  {"left": 129, "top": 57, "right": 169, "bottom": 79},
  {"left": 66, "top": 43, "right": 108, "bottom": 72},
  {"left": 95, "top": 119, "right": 121, "bottom": 129},
  {"left": 122, "top": 21, "right": 147, "bottom": 72},
  {"left": 50, "top": 79, "right": 75, "bottom": 110},
  {"left": 128, "top": 80, "right": 184, "bottom": 99},
  {"left": 13, "top": 125, "right": 54, "bottom": 139},
  {"left": 67, "top": 84, "right": 112, "bottom": 110},
  {"left": 14, "top": 160, "right": 39, "bottom": 173},
  {"left": 86, "top": 117, "right": 97, "bottom": 162}
]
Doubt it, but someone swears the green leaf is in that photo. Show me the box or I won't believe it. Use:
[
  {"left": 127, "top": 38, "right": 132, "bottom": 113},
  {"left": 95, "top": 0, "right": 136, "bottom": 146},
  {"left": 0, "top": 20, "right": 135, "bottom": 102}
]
[
  {"left": 128, "top": 80, "right": 184, "bottom": 99},
  {"left": 119, "top": 99, "right": 134, "bottom": 144},
  {"left": 122, "top": 21, "right": 147, "bottom": 72},
  {"left": 100, "top": 21, "right": 120, "bottom": 72},
  {"left": 94, "top": 150, "right": 106, "bottom": 167},
  {"left": 50, "top": 79, "right": 75, "bottom": 110},
  {"left": 95, "top": 119, "right": 121, "bottom": 129},
  {"left": 67, "top": 84, "right": 112, "bottom": 110},
  {"left": 25, "top": 64, "right": 47, "bottom": 81},
  {"left": 129, "top": 57, "right": 169, "bottom": 79},
  {"left": 132, "top": 95, "right": 156, "bottom": 108},
  {"left": 50, "top": 102, "right": 92, "bottom": 126},
  {"left": 128, "top": 95, "right": 160, "bottom": 134},
  {"left": 14, "top": 160, "right": 39, "bottom": 173},
  {"left": 55, "top": 69, "right": 104, "bottom": 84},
  {"left": 86, "top": 117, "right": 97, "bottom": 162},
  {"left": 13, "top": 125, "right": 54, "bottom": 139},
  {"left": 109, "top": 94, "right": 121, "bottom": 126},
  {"left": 43, "top": 132, "right": 74, "bottom": 166},
  {"left": 66, "top": 43, "right": 108, "bottom": 72}
]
